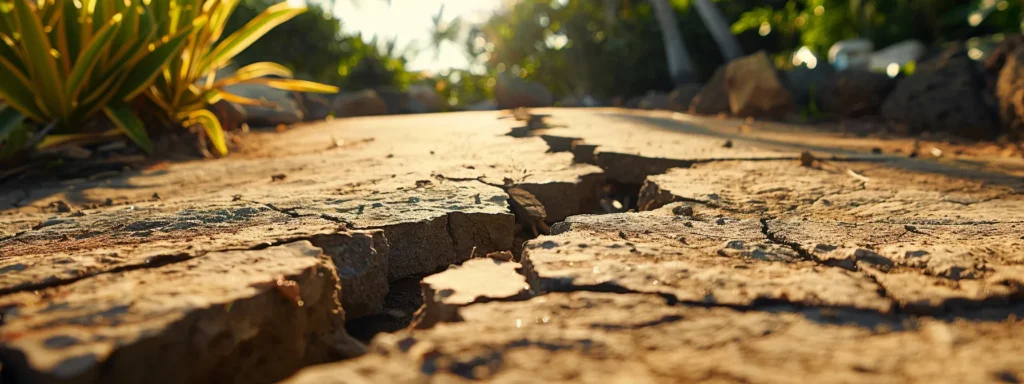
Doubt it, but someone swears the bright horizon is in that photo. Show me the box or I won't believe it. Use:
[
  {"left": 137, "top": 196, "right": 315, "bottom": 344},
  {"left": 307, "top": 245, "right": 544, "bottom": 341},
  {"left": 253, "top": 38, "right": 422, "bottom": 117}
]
[{"left": 321, "top": 0, "right": 508, "bottom": 74}]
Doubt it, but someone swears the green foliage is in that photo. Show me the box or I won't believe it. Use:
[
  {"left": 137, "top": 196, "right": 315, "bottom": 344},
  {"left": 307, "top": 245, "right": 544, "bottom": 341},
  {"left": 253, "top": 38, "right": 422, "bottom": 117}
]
[
  {"left": 146, "top": 0, "right": 337, "bottom": 156},
  {"left": 224, "top": 0, "right": 414, "bottom": 91},
  {"left": 732, "top": 0, "right": 1023, "bottom": 60},
  {"left": 0, "top": 0, "right": 193, "bottom": 158}
]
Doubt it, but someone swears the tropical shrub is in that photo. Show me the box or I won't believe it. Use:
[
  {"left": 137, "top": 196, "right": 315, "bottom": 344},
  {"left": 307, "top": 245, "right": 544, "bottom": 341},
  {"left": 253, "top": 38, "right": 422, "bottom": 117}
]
[
  {"left": 145, "top": 0, "right": 338, "bottom": 156},
  {"left": 0, "top": 0, "right": 193, "bottom": 158}
]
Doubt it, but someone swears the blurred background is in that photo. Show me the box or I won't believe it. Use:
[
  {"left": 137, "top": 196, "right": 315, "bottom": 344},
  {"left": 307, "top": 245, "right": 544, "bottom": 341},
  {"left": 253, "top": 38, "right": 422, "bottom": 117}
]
[{"left": 232, "top": 0, "right": 1022, "bottom": 111}]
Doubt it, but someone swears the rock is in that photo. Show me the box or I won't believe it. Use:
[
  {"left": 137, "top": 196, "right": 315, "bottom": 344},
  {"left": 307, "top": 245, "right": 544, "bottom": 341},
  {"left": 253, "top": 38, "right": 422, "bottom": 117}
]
[
  {"left": 724, "top": 51, "right": 796, "bottom": 118},
  {"left": 223, "top": 83, "right": 304, "bottom": 127},
  {"left": 667, "top": 84, "right": 702, "bottom": 111},
  {"left": 869, "top": 39, "right": 927, "bottom": 72},
  {"left": 208, "top": 99, "right": 247, "bottom": 131},
  {"left": 881, "top": 46, "right": 999, "bottom": 139},
  {"left": 783, "top": 61, "right": 836, "bottom": 107},
  {"left": 298, "top": 93, "right": 332, "bottom": 122},
  {"left": 557, "top": 95, "right": 600, "bottom": 107},
  {"left": 465, "top": 99, "right": 498, "bottom": 111},
  {"left": 413, "top": 258, "right": 529, "bottom": 328},
  {"left": 818, "top": 70, "right": 896, "bottom": 118},
  {"left": 407, "top": 84, "right": 445, "bottom": 114},
  {"left": 333, "top": 90, "right": 387, "bottom": 118},
  {"left": 995, "top": 47, "right": 1024, "bottom": 140},
  {"left": 507, "top": 187, "right": 550, "bottom": 237},
  {"left": 494, "top": 73, "right": 554, "bottom": 109},
  {"left": 689, "top": 66, "right": 730, "bottom": 115},
  {"left": 307, "top": 231, "right": 390, "bottom": 319},
  {"left": 0, "top": 242, "right": 364, "bottom": 384},
  {"left": 828, "top": 38, "right": 874, "bottom": 71},
  {"left": 638, "top": 91, "right": 670, "bottom": 110},
  {"left": 984, "top": 34, "right": 1024, "bottom": 74},
  {"left": 373, "top": 86, "right": 411, "bottom": 115}
]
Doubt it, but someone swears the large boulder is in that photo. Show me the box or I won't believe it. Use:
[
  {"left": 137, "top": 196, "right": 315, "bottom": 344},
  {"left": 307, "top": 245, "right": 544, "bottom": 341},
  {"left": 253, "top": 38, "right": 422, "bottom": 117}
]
[
  {"left": 881, "top": 46, "right": 999, "bottom": 139},
  {"left": 333, "top": 90, "right": 388, "bottom": 118},
  {"left": 407, "top": 84, "right": 446, "bottom": 114},
  {"left": 223, "top": 83, "right": 304, "bottom": 127},
  {"left": 638, "top": 91, "right": 670, "bottom": 110},
  {"left": 494, "top": 73, "right": 554, "bottom": 109},
  {"left": 465, "top": 100, "right": 498, "bottom": 111},
  {"left": 995, "top": 47, "right": 1024, "bottom": 140},
  {"left": 689, "top": 66, "right": 730, "bottom": 115},
  {"left": 817, "top": 70, "right": 896, "bottom": 118},
  {"left": 297, "top": 93, "right": 332, "bottom": 122},
  {"left": 207, "top": 99, "right": 247, "bottom": 131},
  {"left": 783, "top": 61, "right": 836, "bottom": 107},
  {"left": 667, "top": 84, "right": 702, "bottom": 111},
  {"left": 724, "top": 51, "right": 796, "bottom": 118},
  {"left": 374, "top": 86, "right": 411, "bottom": 114},
  {"left": 984, "top": 34, "right": 1024, "bottom": 75}
]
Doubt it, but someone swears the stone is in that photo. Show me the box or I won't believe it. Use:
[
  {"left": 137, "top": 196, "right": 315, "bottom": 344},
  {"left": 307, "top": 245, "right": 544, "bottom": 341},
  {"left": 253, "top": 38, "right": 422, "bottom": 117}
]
[
  {"left": 984, "top": 34, "right": 1024, "bottom": 74},
  {"left": 207, "top": 99, "right": 247, "bottom": 132},
  {"left": 507, "top": 187, "right": 550, "bottom": 237},
  {"left": 995, "top": 47, "right": 1024, "bottom": 140},
  {"left": 407, "top": 84, "right": 445, "bottom": 114},
  {"left": 465, "top": 100, "right": 498, "bottom": 111},
  {"left": 494, "top": 73, "right": 553, "bottom": 109},
  {"left": 724, "top": 51, "right": 796, "bottom": 118},
  {"left": 637, "top": 91, "right": 670, "bottom": 110},
  {"left": 667, "top": 84, "right": 702, "bottom": 111},
  {"left": 818, "top": 70, "right": 896, "bottom": 118},
  {"left": 414, "top": 258, "right": 530, "bottom": 328},
  {"left": 689, "top": 66, "right": 730, "bottom": 115},
  {"left": 307, "top": 231, "right": 390, "bottom": 319},
  {"left": 881, "top": 46, "right": 999, "bottom": 139},
  {"left": 869, "top": 39, "right": 927, "bottom": 72},
  {"left": 298, "top": 93, "right": 333, "bottom": 122},
  {"left": 828, "top": 38, "right": 874, "bottom": 71},
  {"left": 333, "top": 90, "right": 388, "bottom": 118},
  {"left": 373, "top": 86, "right": 411, "bottom": 115},
  {"left": 783, "top": 61, "right": 836, "bottom": 107},
  {"left": 0, "top": 242, "right": 364, "bottom": 384},
  {"left": 223, "top": 83, "right": 304, "bottom": 127}
]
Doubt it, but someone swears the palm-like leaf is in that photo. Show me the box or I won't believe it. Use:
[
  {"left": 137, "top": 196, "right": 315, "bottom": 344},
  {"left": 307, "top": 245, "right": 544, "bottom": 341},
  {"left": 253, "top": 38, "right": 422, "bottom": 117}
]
[{"left": 0, "top": 0, "right": 193, "bottom": 158}]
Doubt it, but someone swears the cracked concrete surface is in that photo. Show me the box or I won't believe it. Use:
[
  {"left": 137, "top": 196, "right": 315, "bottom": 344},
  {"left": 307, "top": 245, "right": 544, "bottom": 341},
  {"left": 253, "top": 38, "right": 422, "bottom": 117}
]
[{"left": 2, "top": 109, "right": 1023, "bottom": 383}]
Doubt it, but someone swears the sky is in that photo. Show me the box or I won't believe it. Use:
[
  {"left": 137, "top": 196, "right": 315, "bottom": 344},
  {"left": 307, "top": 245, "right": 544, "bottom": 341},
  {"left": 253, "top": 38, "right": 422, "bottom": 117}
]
[{"left": 323, "top": 0, "right": 508, "bottom": 73}]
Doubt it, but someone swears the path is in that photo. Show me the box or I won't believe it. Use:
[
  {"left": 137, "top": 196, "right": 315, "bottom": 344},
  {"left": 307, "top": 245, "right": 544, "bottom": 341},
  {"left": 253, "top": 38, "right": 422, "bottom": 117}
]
[{"left": 1, "top": 109, "right": 1022, "bottom": 383}]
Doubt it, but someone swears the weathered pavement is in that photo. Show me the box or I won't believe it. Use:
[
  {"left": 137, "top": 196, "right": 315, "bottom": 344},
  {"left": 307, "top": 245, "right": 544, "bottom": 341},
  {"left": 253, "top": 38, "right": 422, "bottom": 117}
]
[{"left": 1, "top": 109, "right": 1023, "bottom": 383}]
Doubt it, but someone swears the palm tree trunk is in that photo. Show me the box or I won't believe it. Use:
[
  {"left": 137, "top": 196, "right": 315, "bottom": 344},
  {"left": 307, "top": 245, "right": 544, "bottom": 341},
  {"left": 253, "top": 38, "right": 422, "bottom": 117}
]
[
  {"left": 603, "top": 0, "right": 619, "bottom": 25},
  {"left": 649, "top": 0, "right": 696, "bottom": 84},
  {"left": 691, "top": 0, "right": 743, "bottom": 60}
]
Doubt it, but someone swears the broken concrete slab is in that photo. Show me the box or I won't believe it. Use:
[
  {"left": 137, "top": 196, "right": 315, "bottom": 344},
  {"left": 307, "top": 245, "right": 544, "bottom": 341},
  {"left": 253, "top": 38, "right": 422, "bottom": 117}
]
[
  {"left": 765, "top": 220, "right": 1024, "bottom": 279},
  {"left": 283, "top": 292, "right": 1024, "bottom": 383},
  {"left": 306, "top": 231, "right": 390, "bottom": 319},
  {"left": 639, "top": 160, "right": 1023, "bottom": 224},
  {"left": 0, "top": 242, "right": 363, "bottom": 384},
  {"left": 0, "top": 201, "right": 341, "bottom": 294},
  {"left": 414, "top": 258, "right": 530, "bottom": 328},
  {"left": 240, "top": 179, "right": 517, "bottom": 282},
  {"left": 521, "top": 205, "right": 891, "bottom": 312}
]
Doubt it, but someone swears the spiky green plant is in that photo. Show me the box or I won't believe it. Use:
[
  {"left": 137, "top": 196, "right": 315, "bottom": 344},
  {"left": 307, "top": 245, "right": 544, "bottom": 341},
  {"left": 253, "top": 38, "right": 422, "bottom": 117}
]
[
  {"left": 146, "top": 0, "right": 338, "bottom": 156},
  {"left": 0, "top": 0, "right": 195, "bottom": 158}
]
